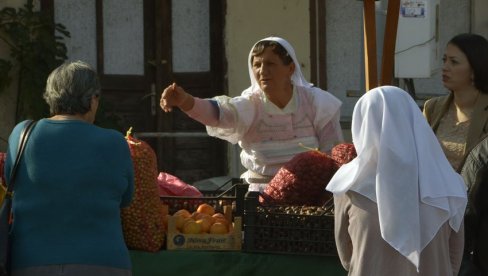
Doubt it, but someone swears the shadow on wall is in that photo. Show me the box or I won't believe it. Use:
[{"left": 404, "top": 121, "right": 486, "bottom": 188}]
[
  {"left": 0, "top": 137, "right": 7, "bottom": 152},
  {"left": 342, "top": 128, "right": 352, "bottom": 143},
  {"left": 340, "top": 118, "right": 352, "bottom": 143}
]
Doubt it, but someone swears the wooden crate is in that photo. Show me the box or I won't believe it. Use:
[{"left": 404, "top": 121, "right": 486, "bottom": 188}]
[{"left": 166, "top": 215, "right": 242, "bottom": 251}]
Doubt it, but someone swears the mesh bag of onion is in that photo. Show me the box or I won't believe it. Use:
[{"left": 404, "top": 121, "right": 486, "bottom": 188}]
[
  {"left": 260, "top": 150, "right": 338, "bottom": 206},
  {"left": 121, "top": 128, "right": 165, "bottom": 252},
  {"left": 331, "top": 143, "right": 357, "bottom": 167}
]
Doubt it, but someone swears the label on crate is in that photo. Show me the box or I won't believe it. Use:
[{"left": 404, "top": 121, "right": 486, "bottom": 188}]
[
  {"left": 167, "top": 217, "right": 242, "bottom": 251},
  {"left": 172, "top": 234, "right": 237, "bottom": 249}
]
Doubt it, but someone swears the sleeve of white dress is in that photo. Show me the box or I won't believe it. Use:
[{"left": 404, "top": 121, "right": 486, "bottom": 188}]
[
  {"left": 318, "top": 111, "right": 343, "bottom": 153},
  {"left": 334, "top": 193, "right": 353, "bottom": 271},
  {"left": 449, "top": 220, "right": 464, "bottom": 276},
  {"left": 186, "top": 98, "right": 220, "bottom": 126},
  {"left": 185, "top": 96, "right": 255, "bottom": 145},
  {"left": 205, "top": 95, "right": 256, "bottom": 145},
  {"left": 310, "top": 87, "right": 344, "bottom": 152}
]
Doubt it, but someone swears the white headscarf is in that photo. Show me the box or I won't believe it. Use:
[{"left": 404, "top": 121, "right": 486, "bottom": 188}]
[
  {"left": 243, "top": 37, "right": 313, "bottom": 96},
  {"left": 326, "top": 86, "right": 467, "bottom": 270}
]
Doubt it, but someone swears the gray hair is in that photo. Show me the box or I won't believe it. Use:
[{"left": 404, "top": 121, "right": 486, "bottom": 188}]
[{"left": 43, "top": 60, "right": 101, "bottom": 115}]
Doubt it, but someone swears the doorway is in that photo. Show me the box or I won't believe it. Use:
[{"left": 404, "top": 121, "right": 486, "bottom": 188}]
[{"left": 44, "top": 0, "right": 227, "bottom": 183}]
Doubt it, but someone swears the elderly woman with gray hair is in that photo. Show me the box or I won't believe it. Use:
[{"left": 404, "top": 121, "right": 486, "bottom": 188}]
[{"left": 3, "top": 61, "right": 134, "bottom": 276}]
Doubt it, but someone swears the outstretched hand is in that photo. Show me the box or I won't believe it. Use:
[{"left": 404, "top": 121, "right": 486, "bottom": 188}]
[{"left": 160, "top": 83, "right": 192, "bottom": 112}]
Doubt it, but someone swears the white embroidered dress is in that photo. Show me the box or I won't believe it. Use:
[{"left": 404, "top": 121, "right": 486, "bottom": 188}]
[{"left": 188, "top": 37, "right": 343, "bottom": 191}]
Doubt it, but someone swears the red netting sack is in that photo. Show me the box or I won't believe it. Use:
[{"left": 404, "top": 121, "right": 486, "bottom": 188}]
[
  {"left": 122, "top": 128, "right": 165, "bottom": 252},
  {"left": 260, "top": 150, "right": 338, "bottom": 206},
  {"left": 331, "top": 143, "right": 357, "bottom": 167}
]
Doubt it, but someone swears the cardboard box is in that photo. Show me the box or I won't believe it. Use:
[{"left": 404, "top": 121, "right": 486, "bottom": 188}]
[{"left": 166, "top": 216, "right": 242, "bottom": 251}]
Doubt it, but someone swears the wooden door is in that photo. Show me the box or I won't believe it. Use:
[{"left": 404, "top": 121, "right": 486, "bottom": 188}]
[
  {"left": 152, "top": 0, "right": 227, "bottom": 183},
  {"left": 43, "top": 0, "right": 227, "bottom": 183}
]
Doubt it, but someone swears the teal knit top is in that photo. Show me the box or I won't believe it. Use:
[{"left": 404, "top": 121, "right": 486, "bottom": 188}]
[{"left": 4, "top": 119, "right": 134, "bottom": 270}]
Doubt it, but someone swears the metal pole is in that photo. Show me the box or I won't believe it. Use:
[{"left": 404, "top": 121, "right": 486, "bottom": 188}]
[{"left": 133, "top": 132, "right": 209, "bottom": 138}]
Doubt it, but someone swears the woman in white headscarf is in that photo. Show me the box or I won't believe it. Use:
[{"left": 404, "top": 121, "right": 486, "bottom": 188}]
[
  {"left": 160, "top": 37, "right": 343, "bottom": 192},
  {"left": 326, "top": 86, "right": 467, "bottom": 275}
]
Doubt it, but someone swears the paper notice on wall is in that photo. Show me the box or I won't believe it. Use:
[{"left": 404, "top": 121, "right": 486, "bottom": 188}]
[{"left": 400, "top": 0, "right": 426, "bottom": 18}]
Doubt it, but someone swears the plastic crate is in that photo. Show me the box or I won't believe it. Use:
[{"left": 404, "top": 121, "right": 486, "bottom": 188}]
[
  {"left": 243, "top": 191, "right": 337, "bottom": 256},
  {"left": 160, "top": 178, "right": 248, "bottom": 217}
]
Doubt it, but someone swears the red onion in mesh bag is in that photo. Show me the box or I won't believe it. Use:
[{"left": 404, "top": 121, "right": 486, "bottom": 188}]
[
  {"left": 260, "top": 150, "right": 338, "bottom": 206},
  {"left": 331, "top": 143, "right": 357, "bottom": 167}
]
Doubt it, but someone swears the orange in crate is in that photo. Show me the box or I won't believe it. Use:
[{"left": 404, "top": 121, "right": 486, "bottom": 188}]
[
  {"left": 196, "top": 203, "right": 215, "bottom": 216},
  {"left": 209, "top": 222, "right": 228, "bottom": 234}
]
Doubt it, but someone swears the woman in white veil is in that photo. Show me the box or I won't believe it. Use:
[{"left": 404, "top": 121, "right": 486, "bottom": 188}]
[
  {"left": 327, "top": 86, "right": 467, "bottom": 275},
  {"left": 160, "top": 37, "right": 343, "bottom": 192}
]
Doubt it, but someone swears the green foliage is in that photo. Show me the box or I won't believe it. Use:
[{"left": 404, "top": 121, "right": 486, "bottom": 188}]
[
  {"left": 0, "top": 1, "right": 122, "bottom": 131},
  {"left": 0, "top": 0, "right": 69, "bottom": 121}
]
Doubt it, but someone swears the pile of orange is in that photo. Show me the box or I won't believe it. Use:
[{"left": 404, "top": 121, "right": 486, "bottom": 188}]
[{"left": 169, "top": 203, "right": 232, "bottom": 235}]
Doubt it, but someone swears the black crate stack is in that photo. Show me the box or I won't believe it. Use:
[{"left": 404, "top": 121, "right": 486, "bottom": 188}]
[{"left": 243, "top": 191, "right": 337, "bottom": 256}]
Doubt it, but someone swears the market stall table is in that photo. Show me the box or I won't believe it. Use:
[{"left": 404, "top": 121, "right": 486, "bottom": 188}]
[{"left": 130, "top": 250, "right": 346, "bottom": 276}]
